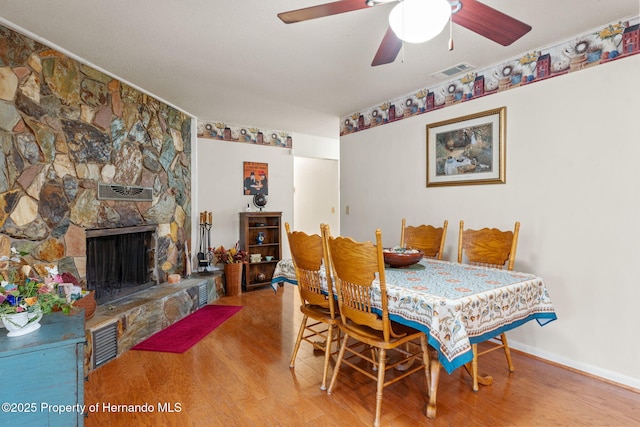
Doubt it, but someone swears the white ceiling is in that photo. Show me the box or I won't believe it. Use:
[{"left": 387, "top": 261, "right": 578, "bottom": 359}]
[{"left": 1, "top": 0, "right": 638, "bottom": 138}]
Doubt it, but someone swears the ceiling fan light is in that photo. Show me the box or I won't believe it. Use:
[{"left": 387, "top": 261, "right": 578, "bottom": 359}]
[{"left": 389, "top": 0, "right": 451, "bottom": 44}]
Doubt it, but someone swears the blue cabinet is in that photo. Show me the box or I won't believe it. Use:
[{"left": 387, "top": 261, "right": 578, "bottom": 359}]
[{"left": 0, "top": 311, "right": 85, "bottom": 426}]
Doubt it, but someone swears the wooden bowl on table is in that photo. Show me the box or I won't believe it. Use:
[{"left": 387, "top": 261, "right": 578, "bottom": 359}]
[{"left": 383, "top": 248, "right": 424, "bottom": 268}]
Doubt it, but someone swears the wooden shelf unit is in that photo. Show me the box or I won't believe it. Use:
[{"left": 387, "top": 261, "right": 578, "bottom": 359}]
[{"left": 239, "top": 212, "right": 282, "bottom": 291}]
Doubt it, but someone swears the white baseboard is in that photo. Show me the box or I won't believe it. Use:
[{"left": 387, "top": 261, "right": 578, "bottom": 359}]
[{"left": 508, "top": 340, "right": 640, "bottom": 391}]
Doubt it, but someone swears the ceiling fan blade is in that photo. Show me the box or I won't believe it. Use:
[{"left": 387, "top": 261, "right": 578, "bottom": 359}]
[
  {"left": 278, "top": 0, "right": 373, "bottom": 24},
  {"left": 452, "top": 0, "right": 531, "bottom": 46},
  {"left": 371, "top": 27, "right": 402, "bottom": 66}
]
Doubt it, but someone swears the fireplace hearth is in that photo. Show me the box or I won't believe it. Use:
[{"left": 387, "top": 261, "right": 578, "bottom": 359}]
[{"left": 86, "top": 225, "right": 158, "bottom": 305}]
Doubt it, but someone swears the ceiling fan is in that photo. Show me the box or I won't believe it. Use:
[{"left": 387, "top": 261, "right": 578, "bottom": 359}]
[{"left": 278, "top": 0, "right": 531, "bottom": 66}]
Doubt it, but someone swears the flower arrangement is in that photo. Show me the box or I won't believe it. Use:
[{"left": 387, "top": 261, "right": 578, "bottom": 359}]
[
  {"left": 460, "top": 73, "right": 476, "bottom": 85},
  {"left": 596, "top": 23, "right": 624, "bottom": 40},
  {"left": 519, "top": 51, "right": 539, "bottom": 65},
  {"left": 213, "top": 242, "right": 248, "bottom": 264},
  {"left": 0, "top": 248, "right": 73, "bottom": 317}
]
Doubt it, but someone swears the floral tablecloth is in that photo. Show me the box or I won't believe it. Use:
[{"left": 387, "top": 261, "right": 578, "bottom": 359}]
[
  {"left": 271, "top": 258, "right": 557, "bottom": 374},
  {"left": 271, "top": 259, "right": 297, "bottom": 290}
]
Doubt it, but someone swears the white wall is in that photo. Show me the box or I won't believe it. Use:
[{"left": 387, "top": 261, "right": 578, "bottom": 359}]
[
  {"left": 196, "top": 139, "right": 294, "bottom": 259},
  {"left": 339, "top": 54, "right": 640, "bottom": 389},
  {"left": 292, "top": 133, "right": 340, "bottom": 236},
  {"left": 291, "top": 133, "right": 340, "bottom": 160},
  {"left": 293, "top": 157, "right": 340, "bottom": 235},
  {"left": 196, "top": 132, "right": 339, "bottom": 261}
]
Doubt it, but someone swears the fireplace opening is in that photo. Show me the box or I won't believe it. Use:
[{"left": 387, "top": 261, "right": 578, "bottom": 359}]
[{"left": 86, "top": 225, "right": 158, "bottom": 305}]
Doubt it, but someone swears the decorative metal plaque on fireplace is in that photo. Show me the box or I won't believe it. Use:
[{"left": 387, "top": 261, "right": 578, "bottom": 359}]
[{"left": 98, "top": 183, "right": 153, "bottom": 202}]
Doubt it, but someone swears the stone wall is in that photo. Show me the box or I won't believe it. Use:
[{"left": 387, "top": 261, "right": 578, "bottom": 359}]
[
  {"left": 84, "top": 274, "right": 225, "bottom": 372},
  {"left": 0, "top": 23, "right": 192, "bottom": 284}
]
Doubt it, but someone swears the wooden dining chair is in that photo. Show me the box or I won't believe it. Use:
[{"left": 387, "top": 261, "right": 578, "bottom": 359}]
[
  {"left": 285, "top": 223, "right": 340, "bottom": 390},
  {"left": 323, "top": 224, "right": 434, "bottom": 426},
  {"left": 457, "top": 220, "right": 520, "bottom": 392},
  {"left": 400, "top": 218, "right": 448, "bottom": 260}
]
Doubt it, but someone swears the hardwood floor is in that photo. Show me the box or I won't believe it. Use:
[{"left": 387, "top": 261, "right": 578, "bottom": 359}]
[{"left": 85, "top": 285, "right": 639, "bottom": 426}]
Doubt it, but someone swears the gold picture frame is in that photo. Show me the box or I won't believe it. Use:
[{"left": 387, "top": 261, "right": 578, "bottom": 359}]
[{"left": 426, "top": 107, "right": 506, "bottom": 187}]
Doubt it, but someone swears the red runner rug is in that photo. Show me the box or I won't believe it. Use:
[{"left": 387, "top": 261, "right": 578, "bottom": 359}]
[{"left": 132, "top": 305, "right": 242, "bottom": 353}]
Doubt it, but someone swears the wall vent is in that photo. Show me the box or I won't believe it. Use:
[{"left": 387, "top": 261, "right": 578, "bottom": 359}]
[
  {"left": 198, "top": 282, "right": 208, "bottom": 307},
  {"left": 98, "top": 183, "right": 153, "bottom": 202},
  {"left": 431, "top": 62, "right": 475, "bottom": 80},
  {"left": 92, "top": 322, "right": 118, "bottom": 369}
]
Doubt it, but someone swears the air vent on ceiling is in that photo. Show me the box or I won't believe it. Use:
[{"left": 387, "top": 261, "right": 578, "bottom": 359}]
[
  {"left": 431, "top": 62, "right": 475, "bottom": 80},
  {"left": 98, "top": 183, "right": 153, "bottom": 202}
]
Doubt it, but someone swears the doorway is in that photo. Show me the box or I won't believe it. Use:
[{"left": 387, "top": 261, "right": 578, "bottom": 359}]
[{"left": 293, "top": 156, "right": 340, "bottom": 236}]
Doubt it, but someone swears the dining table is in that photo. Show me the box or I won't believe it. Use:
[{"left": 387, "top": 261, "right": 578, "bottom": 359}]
[{"left": 271, "top": 257, "right": 557, "bottom": 417}]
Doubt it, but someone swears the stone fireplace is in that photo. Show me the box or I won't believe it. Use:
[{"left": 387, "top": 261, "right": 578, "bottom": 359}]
[
  {"left": 0, "top": 20, "right": 227, "bottom": 374},
  {"left": 86, "top": 225, "right": 158, "bottom": 305},
  {"left": 0, "top": 22, "right": 192, "bottom": 290}
]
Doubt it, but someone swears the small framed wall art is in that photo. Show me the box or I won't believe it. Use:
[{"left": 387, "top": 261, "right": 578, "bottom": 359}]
[
  {"left": 426, "top": 107, "right": 506, "bottom": 187},
  {"left": 243, "top": 162, "right": 268, "bottom": 195}
]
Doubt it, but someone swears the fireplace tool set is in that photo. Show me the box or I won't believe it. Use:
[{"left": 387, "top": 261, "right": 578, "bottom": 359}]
[{"left": 198, "top": 211, "right": 213, "bottom": 272}]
